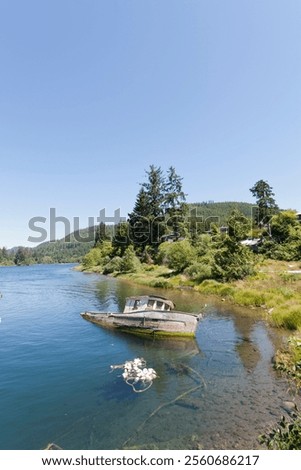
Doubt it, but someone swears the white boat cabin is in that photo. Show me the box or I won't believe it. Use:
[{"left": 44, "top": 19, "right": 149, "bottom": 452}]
[{"left": 123, "top": 295, "right": 175, "bottom": 313}]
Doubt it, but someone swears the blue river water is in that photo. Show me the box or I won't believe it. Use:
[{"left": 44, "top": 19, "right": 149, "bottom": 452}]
[{"left": 0, "top": 264, "right": 296, "bottom": 450}]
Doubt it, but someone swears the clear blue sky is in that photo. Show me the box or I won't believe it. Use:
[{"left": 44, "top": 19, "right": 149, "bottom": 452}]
[{"left": 0, "top": 0, "right": 300, "bottom": 247}]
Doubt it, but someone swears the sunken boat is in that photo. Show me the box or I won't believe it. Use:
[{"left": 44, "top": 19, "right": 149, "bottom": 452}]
[{"left": 81, "top": 295, "right": 202, "bottom": 338}]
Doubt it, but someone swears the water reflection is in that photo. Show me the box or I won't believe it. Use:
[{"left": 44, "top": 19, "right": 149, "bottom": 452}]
[
  {"left": 93, "top": 278, "right": 281, "bottom": 377},
  {"left": 94, "top": 278, "right": 207, "bottom": 314}
]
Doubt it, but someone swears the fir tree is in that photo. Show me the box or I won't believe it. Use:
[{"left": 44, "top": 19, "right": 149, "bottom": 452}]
[
  {"left": 112, "top": 222, "right": 131, "bottom": 256},
  {"left": 129, "top": 165, "right": 165, "bottom": 249},
  {"left": 94, "top": 222, "right": 109, "bottom": 247},
  {"left": 141, "top": 165, "right": 165, "bottom": 218},
  {"left": 164, "top": 166, "right": 188, "bottom": 239},
  {"left": 128, "top": 188, "right": 151, "bottom": 250},
  {"left": 250, "top": 180, "right": 279, "bottom": 227}
]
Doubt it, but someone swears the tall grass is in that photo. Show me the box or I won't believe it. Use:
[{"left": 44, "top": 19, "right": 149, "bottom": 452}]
[
  {"left": 196, "top": 280, "right": 234, "bottom": 297},
  {"left": 232, "top": 289, "right": 266, "bottom": 307},
  {"left": 271, "top": 306, "right": 301, "bottom": 330}
]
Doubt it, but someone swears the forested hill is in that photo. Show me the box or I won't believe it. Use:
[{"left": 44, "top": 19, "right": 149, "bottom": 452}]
[
  {"left": 33, "top": 238, "right": 94, "bottom": 264},
  {"left": 188, "top": 201, "right": 254, "bottom": 226},
  {"left": 1, "top": 227, "right": 96, "bottom": 266},
  {"left": 32, "top": 225, "right": 115, "bottom": 263}
]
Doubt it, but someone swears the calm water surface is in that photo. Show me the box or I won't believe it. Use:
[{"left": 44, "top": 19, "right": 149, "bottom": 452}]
[{"left": 0, "top": 264, "right": 297, "bottom": 449}]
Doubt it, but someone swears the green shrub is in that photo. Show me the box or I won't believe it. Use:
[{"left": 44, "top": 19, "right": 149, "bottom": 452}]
[
  {"left": 82, "top": 241, "right": 114, "bottom": 270},
  {"left": 259, "top": 413, "right": 301, "bottom": 450},
  {"left": 184, "top": 262, "right": 212, "bottom": 282},
  {"left": 103, "top": 256, "right": 122, "bottom": 274},
  {"left": 82, "top": 247, "right": 104, "bottom": 269},
  {"left": 212, "top": 242, "right": 255, "bottom": 282},
  {"left": 270, "top": 243, "right": 300, "bottom": 261},
  {"left": 120, "top": 246, "right": 141, "bottom": 273},
  {"left": 158, "top": 240, "right": 195, "bottom": 272}
]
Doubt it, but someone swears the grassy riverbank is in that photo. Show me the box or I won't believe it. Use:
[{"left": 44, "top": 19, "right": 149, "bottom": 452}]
[
  {"left": 106, "top": 259, "right": 301, "bottom": 328},
  {"left": 79, "top": 258, "right": 301, "bottom": 330}
]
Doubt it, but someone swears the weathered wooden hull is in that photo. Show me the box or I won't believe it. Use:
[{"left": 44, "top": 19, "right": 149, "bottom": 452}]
[{"left": 81, "top": 309, "right": 201, "bottom": 338}]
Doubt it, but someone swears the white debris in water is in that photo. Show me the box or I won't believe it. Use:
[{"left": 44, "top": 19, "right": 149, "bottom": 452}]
[{"left": 110, "top": 357, "right": 158, "bottom": 393}]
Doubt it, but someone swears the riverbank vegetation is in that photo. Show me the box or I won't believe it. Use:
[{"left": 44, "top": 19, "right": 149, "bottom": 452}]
[{"left": 80, "top": 166, "right": 301, "bottom": 330}]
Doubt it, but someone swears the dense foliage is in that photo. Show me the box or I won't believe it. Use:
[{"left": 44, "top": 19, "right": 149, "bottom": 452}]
[
  {"left": 259, "top": 210, "right": 301, "bottom": 261},
  {"left": 79, "top": 171, "right": 301, "bottom": 282}
]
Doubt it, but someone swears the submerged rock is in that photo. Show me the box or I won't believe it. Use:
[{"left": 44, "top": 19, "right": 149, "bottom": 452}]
[{"left": 281, "top": 401, "right": 298, "bottom": 415}]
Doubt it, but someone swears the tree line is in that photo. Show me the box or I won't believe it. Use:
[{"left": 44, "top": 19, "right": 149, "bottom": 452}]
[
  {"left": 82, "top": 165, "right": 301, "bottom": 281},
  {"left": 0, "top": 237, "right": 94, "bottom": 266},
  {"left": 2, "top": 167, "right": 300, "bottom": 273}
]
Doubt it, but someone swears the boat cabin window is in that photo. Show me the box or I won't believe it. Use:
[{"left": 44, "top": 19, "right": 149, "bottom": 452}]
[
  {"left": 133, "top": 299, "right": 141, "bottom": 310},
  {"left": 124, "top": 297, "right": 173, "bottom": 313}
]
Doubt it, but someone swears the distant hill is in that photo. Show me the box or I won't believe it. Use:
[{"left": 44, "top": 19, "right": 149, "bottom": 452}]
[
  {"left": 3, "top": 227, "right": 96, "bottom": 265},
  {"left": 188, "top": 201, "right": 254, "bottom": 226},
  {"left": 32, "top": 226, "right": 97, "bottom": 263}
]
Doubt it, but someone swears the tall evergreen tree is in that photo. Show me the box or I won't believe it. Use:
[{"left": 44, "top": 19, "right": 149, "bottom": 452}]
[
  {"left": 250, "top": 180, "right": 279, "bottom": 227},
  {"left": 128, "top": 165, "right": 189, "bottom": 251},
  {"left": 94, "top": 222, "right": 109, "bottom": 247},
  {"left": 128, "top": 188, "right": 151, "bottom": 250},
  {"left": 111, "top": 222, "right": 131, "bottom": 256},
  {"left": 164, "top": 166, "right": 188, "bottom": 238},
  {"left": 129, "top": 165, "right": 165, "bottom": 249},
  {"left": 141, "top": 165, "right": 165, "bottom": 218}
]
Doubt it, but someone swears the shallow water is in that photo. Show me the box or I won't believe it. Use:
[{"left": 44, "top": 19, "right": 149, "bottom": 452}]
[{"left": 0, "top": 264, "right": 297, "bottom": 449}]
